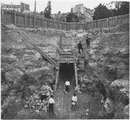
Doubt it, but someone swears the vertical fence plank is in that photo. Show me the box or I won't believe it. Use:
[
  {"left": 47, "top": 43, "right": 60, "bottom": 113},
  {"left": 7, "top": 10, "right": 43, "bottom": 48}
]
[
  {"left": 33, "top": 14, "right": 36, "bottom": 28},
  {"left": 14, "top": 10, "right": 16, "bottom": 25},
  {"left": 1, "top": 10, "right": 4, "bottom": 24},
  {"left": 41, "top": 16, "right": 43, "bottom": 27},
  {"left": 24, "top": 14, "right": 26, "bottom": 27}
]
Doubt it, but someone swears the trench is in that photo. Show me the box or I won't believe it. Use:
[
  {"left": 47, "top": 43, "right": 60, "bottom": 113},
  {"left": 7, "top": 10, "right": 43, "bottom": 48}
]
[{"left": 54, "top": 63, "right": 76, "bottom": 119}]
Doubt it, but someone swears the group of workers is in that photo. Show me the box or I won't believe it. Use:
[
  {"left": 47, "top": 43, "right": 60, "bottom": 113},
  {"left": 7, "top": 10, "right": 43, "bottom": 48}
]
[
  {"left": 48, "top": 80, "right": 77, "bottom": 115},
  {"left": 78, "top": 35, "right": 91, "bottom": 54},
  {"left": 64, "top": 80, "right": 77, "bottom": 110}
]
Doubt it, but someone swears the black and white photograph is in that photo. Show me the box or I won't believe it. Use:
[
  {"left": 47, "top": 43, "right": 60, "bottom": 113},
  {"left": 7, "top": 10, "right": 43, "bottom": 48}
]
[{"left": 1, "top": 0, "right": 129, "bottom": 119}]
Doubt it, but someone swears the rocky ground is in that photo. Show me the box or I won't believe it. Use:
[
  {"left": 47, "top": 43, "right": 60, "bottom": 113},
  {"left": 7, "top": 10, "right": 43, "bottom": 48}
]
[
  {"left": 78, "top": 23, "right": 129, "bottom": 119},
  {"left": 1, "top": 22, "right": 129, "bottom": 119}
]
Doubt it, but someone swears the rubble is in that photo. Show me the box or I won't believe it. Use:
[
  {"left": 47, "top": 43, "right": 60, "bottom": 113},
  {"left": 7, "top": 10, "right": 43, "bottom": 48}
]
[
  {"left": 123, "top": 105, "right": 129, "bottom": 119},
  {"left": 24, "top": 85, "right": 53, "bottom": 112},
  {"left": 110, "top": 79, "right": 129, "bottom": 96},
  {"left": 5, "top": 68, "right": 24, "bottom": 82}
]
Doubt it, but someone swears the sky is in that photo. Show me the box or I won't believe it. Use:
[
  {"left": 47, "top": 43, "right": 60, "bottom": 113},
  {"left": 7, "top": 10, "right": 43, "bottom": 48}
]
[{"left": 1, "top": 0, "right": 129, "bottom": 14}]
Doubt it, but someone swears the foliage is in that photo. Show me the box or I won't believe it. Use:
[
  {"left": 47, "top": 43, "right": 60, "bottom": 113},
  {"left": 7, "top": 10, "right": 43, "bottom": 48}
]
[
  {"left": 66, "top": 13, "right": 79, "bottom": 22},
  {"left": 93, "top": 2, "right": 129, "bottom": 20},
  {"left": 93, "top": 4, "right": 111, "bottom": 20},
  {"left": 116, "top": 2, "right": 129, "bottom": 15},
  {"left": 44, "top": 1, "right": 52, "bottom": 19},
  {"left": 109, "top": 1, "right": 129, "bottom": 16}
]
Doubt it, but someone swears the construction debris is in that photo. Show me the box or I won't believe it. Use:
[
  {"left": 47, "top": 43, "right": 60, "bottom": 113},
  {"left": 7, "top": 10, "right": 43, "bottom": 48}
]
[{"left": 24, "top": 85, "right": 53, "bottom": 112}]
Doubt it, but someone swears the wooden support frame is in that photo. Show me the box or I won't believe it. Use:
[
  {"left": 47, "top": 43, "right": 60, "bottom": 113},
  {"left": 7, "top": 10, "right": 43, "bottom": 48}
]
[
  {"left": 55, "top": 64, "right": 60, "bottom": 91},
  {"left": 74, "top": 63, "right": 78, "bottom": 88},
  {"left": 54, "top": 62, "right": 78, "bottom": 91}
]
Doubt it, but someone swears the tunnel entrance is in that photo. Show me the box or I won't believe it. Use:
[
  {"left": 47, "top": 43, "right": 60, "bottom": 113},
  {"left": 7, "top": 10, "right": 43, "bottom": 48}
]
[
  {"left": 57, "top": 63, "right": 75, "bottom": 88},
  {"left": 54, "top": 63, "right": 77, "bottom": 118}
]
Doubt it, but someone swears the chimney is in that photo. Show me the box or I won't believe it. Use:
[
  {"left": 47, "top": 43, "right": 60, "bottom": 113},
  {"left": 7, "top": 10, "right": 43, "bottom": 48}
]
[{"left": 34, "top": 0, "right": 36, "bottom": 12}]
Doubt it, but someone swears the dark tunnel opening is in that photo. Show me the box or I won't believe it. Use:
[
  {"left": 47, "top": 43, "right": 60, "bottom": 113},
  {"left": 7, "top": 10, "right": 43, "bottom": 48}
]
[{"left": 58, "top": 63, "right": 75, "bottom": 86}]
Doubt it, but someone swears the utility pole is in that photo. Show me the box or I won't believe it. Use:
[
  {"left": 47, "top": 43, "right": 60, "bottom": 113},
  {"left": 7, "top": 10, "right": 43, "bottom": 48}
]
[{"left": 33, "top": 0, "right": 36, "bottom": 28}]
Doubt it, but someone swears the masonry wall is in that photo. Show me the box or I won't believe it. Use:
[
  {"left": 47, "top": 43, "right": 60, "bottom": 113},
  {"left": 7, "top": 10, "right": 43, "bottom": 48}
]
[{"left": 1, "top": 10, "right": 129, "bottom": 31}]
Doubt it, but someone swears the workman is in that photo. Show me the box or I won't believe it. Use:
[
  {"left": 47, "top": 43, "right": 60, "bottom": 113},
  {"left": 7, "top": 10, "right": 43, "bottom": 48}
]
[
  {"left": 86, "top": 35, "right": 90, "bottom": 48},
  {"left": 71, "top": 93, "right": 77, "bottom": 111},
  {"left": 64, "top": 80, "right": 70, "bottom": 93},
  {"left": 48, "top": 95, "right": 55, "bottom": 115},
  {"left": 78, "top": 41, "right": 83, "bottom": 54}
]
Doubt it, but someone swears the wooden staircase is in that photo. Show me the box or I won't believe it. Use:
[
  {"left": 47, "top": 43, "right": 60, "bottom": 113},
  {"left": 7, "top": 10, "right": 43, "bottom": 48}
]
[
  {"left": 57, "top": 49, "right": 77, "bottom": 63},
  {"left": 21, "top": 31, "right": 59, "bottom": 69}
]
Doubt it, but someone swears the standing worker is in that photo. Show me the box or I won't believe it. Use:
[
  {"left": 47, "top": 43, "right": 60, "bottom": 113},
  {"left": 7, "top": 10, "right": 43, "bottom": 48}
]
[
  {"left": 48, "top": 95, "right": 55, "bottom": 115},
  {"left": 95, "top": 80, "right": 106, "bottom": 101},
  {"left": 86, "top": 35, "right": 90, "bottom": 48},
  {"left": 64, "top": 80, "right": 70, "bottom": 93},
  {"left": 71, "top": 93, "right": 78, "bottom": 111},
  {"left": 78, "top": 41, "right": 83, "bottom": 54}
]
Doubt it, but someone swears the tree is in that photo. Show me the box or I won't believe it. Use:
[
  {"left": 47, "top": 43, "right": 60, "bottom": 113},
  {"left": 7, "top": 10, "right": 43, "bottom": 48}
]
[
  {"left": 44, "top": 1, "right": 52, "bottom": 19},
  {"left": 108, "top": 1, "right": 129, "bottom": 17},
  {"left": 58, "top": 11, "right": 61, "bottom": 15},
  {"left": 117, "top": 2, "right": 129, "bottom": 15},
  {"left": 66, "top": 13, "right": 79, "bottom": 22},
  {"left": 93, "top": 4, "right": 111, "bottom": 20}
]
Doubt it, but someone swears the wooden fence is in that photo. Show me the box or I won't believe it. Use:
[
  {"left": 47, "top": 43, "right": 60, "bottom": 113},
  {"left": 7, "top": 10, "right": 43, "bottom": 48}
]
[{"left": 1, "top": 10, "right": 129, "bottom": 31}]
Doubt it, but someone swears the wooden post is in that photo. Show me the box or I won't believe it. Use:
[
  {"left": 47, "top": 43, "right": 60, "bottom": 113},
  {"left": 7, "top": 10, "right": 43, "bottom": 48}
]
[
  {"left": 30, "top": 15, "right": 32, "bottom": 27},
  {"left": 115, "top": 16, "right": 118, "bottom": 26},
  {"left": 99, "top": 20, "right": 102, "bottom": 36},
  {"left": 62, "top": 23, "right": 64, "bottom": 30},
  {"left": 33, "top": 13, "right": 36, "bottom": 28},
  {"left": 47, "top": 20, "right": 49, "bottom": 28},
  {"left": 60, "top": 35, "right": 62, "bottom": 49},
  {"left": 41, "top": 15, "right": 43, "bottom": 27},
  {"left": 1, "top": 10, "right": 4, "bottom": 24},
  {"left": 66, "top": 23, "right": 68, "bottom": 31},
  {"left": 24, "top": 14, "right": 26, "bottom": 27},
  {"left": 55, "top": 64, "right": 59, "bottom": 91},
  {"left": 14, "top": 10, "right": 16, "bottom": 25},
  {"left": 92, "top": 22, "right": 93, "bottom": 30},
  {"left": 62, "top": 22, "right": 63, "bottom": 30},
  {"left": 57, "top": 22, "right": 59, "bottom": 30},
  {"left": 52, "top": 21, "right": 54, "bottom": 29},
  {"left": 107, "top": 18, "right": 109, "bottom": 28},
  {"left": 48, "top": 20, "right": 50, "bottom": 28},
  {"left": 74, "top": 63, "right": 78, "bottom": 88}
]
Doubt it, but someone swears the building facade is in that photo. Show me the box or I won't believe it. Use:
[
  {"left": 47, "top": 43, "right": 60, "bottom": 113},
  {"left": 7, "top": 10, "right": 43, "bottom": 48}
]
[
  {"left": 72, "top": 4, "right": 84, "bottom": 15},
  {"left": 1, "top": 2, "right": 30, "bottom": 13},
  {"left": 51, "top": 12, "right": 69, "bottom": 21},
  {"left": 72, "top": 4, "right": 94, "bottom": 22}
]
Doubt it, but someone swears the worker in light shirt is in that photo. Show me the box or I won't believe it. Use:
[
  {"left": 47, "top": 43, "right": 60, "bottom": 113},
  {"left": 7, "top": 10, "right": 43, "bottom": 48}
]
[
  {"left": 71, "top": 93, "right": 77, "bottom": 111},
  {"left": 48, "top": 95, "right": 55, "bottom": 115},
  {"left": 64, "top": 80, "right": 70, "bottom": 93}
]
